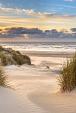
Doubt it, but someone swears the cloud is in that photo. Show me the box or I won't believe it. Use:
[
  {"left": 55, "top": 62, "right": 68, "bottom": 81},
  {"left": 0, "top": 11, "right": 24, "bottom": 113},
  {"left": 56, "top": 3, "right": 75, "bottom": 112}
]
[
  {"left": 0, "top": 7, "right": 35, "bottom": 15},
  {"left": 71, "top": 28, "right": 76, "bottom": 32},
  {"left": 0, "top": 27, "right": 43, "bottom": 38},
  {"left": 0, "top": 27, "right": 76, "bottom": 39},
  {"left": 0, "top": 14, "right": 76, "bottom": 31},
  {"left": 0, "top": 1, "right": 76, "bottom": 22},
  {"left": 0, "top": 6, "right": 76, "bottom": 19},
  {"left": 0, "top": 6, "right": 76, "bottom": 30}
]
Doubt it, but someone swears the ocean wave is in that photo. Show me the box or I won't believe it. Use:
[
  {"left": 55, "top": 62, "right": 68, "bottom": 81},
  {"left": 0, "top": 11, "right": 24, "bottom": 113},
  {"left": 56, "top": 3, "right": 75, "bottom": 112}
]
[{"left": 0, "top": 42, "right": 76, "bottom": 53}]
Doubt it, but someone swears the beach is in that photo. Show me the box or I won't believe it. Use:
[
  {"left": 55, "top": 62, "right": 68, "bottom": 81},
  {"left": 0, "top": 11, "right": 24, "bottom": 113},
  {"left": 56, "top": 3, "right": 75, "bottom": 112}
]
[
  {"left": 0, "top": 0, "right": 76, "bottom": 112},
  {"left": 0, "top": 41, "right": 76, "bottom": 113},
  {"left": 0, "top": 51, "right": 75, "bottom": 113}
]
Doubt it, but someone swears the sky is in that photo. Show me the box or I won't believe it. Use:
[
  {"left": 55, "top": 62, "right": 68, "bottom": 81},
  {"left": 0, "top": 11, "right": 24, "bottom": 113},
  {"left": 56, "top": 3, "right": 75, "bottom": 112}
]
[{"left": 0, "top": 0, "right": 76, "bottom": 30}]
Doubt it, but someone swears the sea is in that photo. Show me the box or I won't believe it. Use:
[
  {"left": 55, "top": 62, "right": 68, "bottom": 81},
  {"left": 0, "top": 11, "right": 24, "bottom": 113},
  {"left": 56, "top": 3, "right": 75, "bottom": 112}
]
[{"left": 0, "top": 41, "right": 76, "bottom": 53}]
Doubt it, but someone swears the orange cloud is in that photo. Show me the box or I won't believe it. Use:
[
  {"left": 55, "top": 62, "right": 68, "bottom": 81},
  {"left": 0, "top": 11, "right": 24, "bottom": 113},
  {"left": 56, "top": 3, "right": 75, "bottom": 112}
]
[{"left": 0, "top": 14, "right": 76, "bottom": 30}]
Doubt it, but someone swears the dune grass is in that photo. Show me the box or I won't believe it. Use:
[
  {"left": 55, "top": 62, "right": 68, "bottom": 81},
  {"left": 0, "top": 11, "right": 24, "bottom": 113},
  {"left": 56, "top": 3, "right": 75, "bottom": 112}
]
[
  {"left": 59, "top": 53, "right": 76, "bottom": 92},
  {"left": 0, "top": 46, "right": 31, "bottom": 66},
  {"left": 0, "top": 66, "right": 7, "bottom": 87}
]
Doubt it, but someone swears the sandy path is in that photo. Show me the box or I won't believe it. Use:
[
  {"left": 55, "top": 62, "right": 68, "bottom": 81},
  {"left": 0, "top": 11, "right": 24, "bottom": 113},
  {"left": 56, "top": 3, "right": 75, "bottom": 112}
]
[
  {"left": 4, "top": 64, "right": 76, "bottom": 113},
  {"left": 2, "top": 52, "right": 76, "bottom": 113},
  {"left": 29, "top": 91, "right": 76, "bottom": 113},
  {"left": 4, "top": 65, "right": 59, "bottom": 113},
  {"left": 3, "top": 55, "right": 76, "bottom": 113},
  {"left": 1, "top": 42, "right": 76, "bottom": 113}
]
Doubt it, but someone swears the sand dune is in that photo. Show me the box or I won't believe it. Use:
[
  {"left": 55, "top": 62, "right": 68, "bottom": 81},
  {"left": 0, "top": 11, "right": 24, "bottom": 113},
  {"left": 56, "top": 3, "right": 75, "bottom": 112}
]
[
  {"left": 4, "top": 64, "right": 59, "bottom": 113},
  {"left": 29, "top": 91, "right": 76, "bottom": 113},
  {"left": 0, "top": 55, "right": 76, "bottom": 113}
]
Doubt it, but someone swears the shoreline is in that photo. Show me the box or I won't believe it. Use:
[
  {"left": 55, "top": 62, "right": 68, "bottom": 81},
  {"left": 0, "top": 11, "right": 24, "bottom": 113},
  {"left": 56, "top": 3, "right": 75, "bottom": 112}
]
[
  {"left": 21, "top": 51, "right": 74, "bottom": 58},
  {"left": 1, "top": 41, "right": 76, "bottom": 44}
]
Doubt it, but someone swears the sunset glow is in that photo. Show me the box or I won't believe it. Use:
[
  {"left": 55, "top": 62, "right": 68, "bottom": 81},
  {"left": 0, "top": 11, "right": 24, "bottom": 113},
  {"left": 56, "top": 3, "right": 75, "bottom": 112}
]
[{"left": 0, "top": 0, "right": 76, "bottom": 30}]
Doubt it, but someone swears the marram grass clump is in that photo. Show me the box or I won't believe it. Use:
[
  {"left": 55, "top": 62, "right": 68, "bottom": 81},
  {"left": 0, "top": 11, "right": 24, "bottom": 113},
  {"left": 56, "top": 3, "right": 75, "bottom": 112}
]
[
  {"left": 0, "top": 46, "right": 31, "bottom": 66},
  {"left": 0, "top": 66, "right": 7, "bottom": 87},
  {"left": 59, "top": 53, "right": 76, "bottom": 92}
]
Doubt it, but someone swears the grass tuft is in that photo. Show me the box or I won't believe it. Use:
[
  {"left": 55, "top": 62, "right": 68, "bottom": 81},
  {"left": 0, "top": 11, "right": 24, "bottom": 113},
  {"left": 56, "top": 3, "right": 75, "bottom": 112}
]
[
  {"left": 0, "top": 66, "right": 7, "bottom": 87},
  {"left": 59, "top": 53, "right": 76, "bottom": 92}
]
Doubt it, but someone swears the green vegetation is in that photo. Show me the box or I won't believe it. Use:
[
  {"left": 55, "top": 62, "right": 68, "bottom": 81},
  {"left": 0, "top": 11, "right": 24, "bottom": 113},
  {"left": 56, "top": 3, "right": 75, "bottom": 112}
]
[
  {"left": 0, "top": 66, "right": 7, "bottom": 87},
  {"left": 59, "top": 53, "right": 76, "bottom": 92},
  {"left": 0, "top": 46, "right": 31, "bottom": 66}
]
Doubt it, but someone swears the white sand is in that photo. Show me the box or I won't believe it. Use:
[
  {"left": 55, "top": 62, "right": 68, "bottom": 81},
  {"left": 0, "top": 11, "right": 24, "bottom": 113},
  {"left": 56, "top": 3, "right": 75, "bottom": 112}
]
[
  {"left": 0, "top": 87, "right": 28, "bottom": 113},
  {"left": 29, "top": 91, "right": 76, "bottom": 113},
  {"left": 0, "top": 56, "right": 76, "bottom": 113},
  {"left": 5, "top": 65, "right": 58, "bottom": 113}
]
